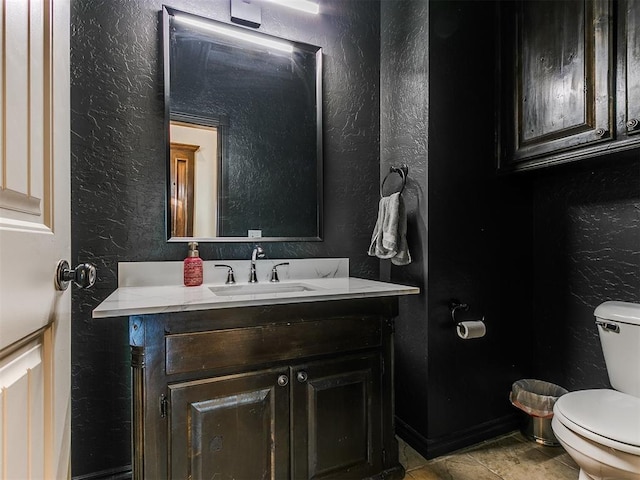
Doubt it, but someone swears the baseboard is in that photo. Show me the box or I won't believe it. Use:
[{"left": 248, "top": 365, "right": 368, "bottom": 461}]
[
  {"left": 396, "top": 412, "right": 522, "bottom": 460},
  {"left": 72, "top": 465, "right": 132, "bottom": 480}
]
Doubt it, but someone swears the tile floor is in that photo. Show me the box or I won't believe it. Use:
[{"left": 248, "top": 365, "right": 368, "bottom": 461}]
[{"left": 398, "top": 431, "right": 580, "bottom": 480}]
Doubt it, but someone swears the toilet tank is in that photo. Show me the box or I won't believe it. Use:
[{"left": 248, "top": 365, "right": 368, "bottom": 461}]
[{"left": 594, "top": 301, "right": 640, "bottom": 398}]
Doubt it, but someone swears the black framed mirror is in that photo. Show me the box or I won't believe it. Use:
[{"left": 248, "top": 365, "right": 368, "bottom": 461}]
[{"left": 163, "top": 6, "right": 323, "bottom": 242}]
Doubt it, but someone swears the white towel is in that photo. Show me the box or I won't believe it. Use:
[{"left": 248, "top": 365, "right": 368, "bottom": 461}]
[{"left": 368, "top": 192, "right": 411, "bottom": 265}]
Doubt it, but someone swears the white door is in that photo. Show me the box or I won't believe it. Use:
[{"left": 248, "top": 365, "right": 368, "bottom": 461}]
[{"left": 0, "top": 0, "right": 71, "bottom": 478}]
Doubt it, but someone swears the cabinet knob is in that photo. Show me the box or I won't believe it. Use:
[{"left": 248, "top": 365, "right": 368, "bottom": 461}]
[
  {"left": 627, "top": 118, "right": 639, "bottom": 131},
  {"left": 297, "top": 371, "right": 308, "bottom": 383},
  {"left": 277, "top": 375, "right": 289, "bottom": 387},
  {"left": 595, "top": 128, "right": 607, "bottom": 138}
]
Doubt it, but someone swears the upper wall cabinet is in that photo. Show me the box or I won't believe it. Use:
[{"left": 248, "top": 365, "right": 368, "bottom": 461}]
[{"left": 498, "top": 0, "right": 640, "bottom": 172}]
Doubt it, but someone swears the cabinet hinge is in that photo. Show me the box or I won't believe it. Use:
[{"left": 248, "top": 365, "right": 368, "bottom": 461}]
[
  {"left": 386, "top": 317, "right": 396, "bottom": 333},
  {"left": 160, "top": 394, "right": 168, "bottom": 418},
  {"left": 382, "top": 448, "right": 387, "bottom": 464}
]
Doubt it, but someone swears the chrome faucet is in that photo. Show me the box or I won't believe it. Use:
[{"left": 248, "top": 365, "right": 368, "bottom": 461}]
[{"left": 249, "top": 245, "right": 265, "bottom": 283}]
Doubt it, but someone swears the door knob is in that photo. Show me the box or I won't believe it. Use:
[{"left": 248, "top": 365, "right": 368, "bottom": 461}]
[
  {"left": 297, "top": 371, "right": 308, "bottom": 383},
  {"left": 277, "top": 375, "right": 289, "bottom": 387},
  {"left": 55, "top": 260, "right": 97, "bottom": 291},
  {"left": 627, "top": 118, "right": 639, "bottom": 131}
]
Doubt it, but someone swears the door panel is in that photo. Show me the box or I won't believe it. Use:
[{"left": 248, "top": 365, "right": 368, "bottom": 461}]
[
  {"left": 291, "top": 354, "right": 382, "bottom": 480},
  {"left": 170, "top": 142, "right": 198, "bottom": 237},
  {"left": 169, "top": 369, "right": 290, "bottom": 480},
  {"left": 625, "top": 0, "right": 640, "bottom": 135},
  {"left": 0, "top": 336, "right": 45, "bottom": 479},
  {"left": 520, "top": 1, "right": 588, "bottom": 142},
  {"left": 501, "top": 0, "right": 613, "bottom": 164},
  {"left": 0, "top": 0, "right": 70, "bottom": 477}
]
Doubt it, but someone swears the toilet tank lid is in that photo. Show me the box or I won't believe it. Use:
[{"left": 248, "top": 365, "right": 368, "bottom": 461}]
[{"left": 594, "top": 301, "right": 640, "bottom": 326}]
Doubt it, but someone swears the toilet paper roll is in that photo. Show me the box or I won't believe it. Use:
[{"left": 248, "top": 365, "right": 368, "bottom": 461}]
[{"left": 456, "top": 320, "right": 486, "bottom": 340}]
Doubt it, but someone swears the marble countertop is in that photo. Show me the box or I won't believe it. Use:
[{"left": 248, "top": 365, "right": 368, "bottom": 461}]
[
  {"left": 93, "top": 259, "right": 420, "bottom": 318},
  {"left": 92, "top": 276, "right": 419, "bottom": 318}
]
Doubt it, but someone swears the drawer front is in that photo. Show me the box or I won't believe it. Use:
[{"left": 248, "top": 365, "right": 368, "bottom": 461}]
[{"left": 165, "top": 317, "right": 381, "bottom": 375}]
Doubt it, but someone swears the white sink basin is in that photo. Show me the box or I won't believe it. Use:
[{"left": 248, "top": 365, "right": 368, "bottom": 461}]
[{"left": 209, "top": 282, "right": 318, "bottom": 296}]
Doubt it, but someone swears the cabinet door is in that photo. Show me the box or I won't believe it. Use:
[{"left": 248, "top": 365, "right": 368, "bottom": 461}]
[
  {"left": 169, "top": 368, "right": 290, "bottom": 480},
  {"left": 623, "top": 0, "right": 640, "bottom": 136},
  {"left": 500, "top": 0, "right": 612, "bottom": 167},
  {"left": 291, "top": 354, "right": 382, "bottom": 480}
]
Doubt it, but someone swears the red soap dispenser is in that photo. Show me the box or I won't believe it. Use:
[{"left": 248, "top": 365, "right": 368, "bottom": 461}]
[{"left": 184, "top": 241, "right": 203, "bottom": 286}]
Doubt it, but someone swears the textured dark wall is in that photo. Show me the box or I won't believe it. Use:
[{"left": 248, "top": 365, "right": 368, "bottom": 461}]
[
  {"left": 425, "top": 0, "right": 532, "bottom": 444},
  {"left": 381, "top": 0, "right": 533, "bottom": 458},
  {"left": 381, "top": 1, "right": 639, "bottom": 459},
  {"left": 380, "top": 0, "right": 430, "bottom": 444},
  {"left": 71, "top": 0, "right": 380, "bottom": 476},
  {"left": 531, "top": 155, "right": 640, "bottom": 391}
]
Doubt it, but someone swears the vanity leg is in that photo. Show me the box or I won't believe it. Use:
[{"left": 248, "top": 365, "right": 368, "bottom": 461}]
[
  {"left": 131, "top": 345, "right": 145, "bottom": 480},
  {"left": 382, "top": 316, "right": 404, "bottom": 479}
]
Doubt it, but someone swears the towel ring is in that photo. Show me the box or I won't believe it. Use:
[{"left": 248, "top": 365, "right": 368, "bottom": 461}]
[{"left": 380, "top": 165, "right": 408, "bottom": 198}]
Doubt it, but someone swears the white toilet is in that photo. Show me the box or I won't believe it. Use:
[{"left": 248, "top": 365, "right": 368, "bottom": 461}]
[{"left": 552, "top": 301, "right": 640, "bottom": 480}]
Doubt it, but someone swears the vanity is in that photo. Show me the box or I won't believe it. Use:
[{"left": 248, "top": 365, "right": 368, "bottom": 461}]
[
  {"left": 94, "top": 259, "right": 418, "bottom": 480},
  {"left": 92, "top": 10, "right": 420, "bottom": 478}
]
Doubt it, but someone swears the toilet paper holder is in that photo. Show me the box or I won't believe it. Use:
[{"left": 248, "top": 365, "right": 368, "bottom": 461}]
[
  {"left": 449, "top": 300, "right": 470, "bottom": 323},
  {"left": 449, "top": 299, "right": 486, "bottom": 339}
]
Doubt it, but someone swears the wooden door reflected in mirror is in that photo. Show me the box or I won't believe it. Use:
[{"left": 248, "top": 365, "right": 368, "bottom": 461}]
[{"left": 170, "top": 142, "right": 198, "bottom": 237}]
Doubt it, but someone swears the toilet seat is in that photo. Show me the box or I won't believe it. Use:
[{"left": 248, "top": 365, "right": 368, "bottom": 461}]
[{"left": 554, "top": 389, "right": 640, "bottom": 456}]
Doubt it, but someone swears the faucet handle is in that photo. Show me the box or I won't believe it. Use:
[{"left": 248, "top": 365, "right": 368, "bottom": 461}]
[
  {"left": 270, "top": 262, "right": 290, "bottom": 283},
  {"left": 214, "top": 264, "right": 236, "bottom": 284}
]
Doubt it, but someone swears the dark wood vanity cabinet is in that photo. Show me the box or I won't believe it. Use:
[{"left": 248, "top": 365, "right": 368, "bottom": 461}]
[
  {"left": 290, "top": 354, "right": 383, "bottom": 479},
  {"left": 497, "top": 0, "right": 640, "bottom": 171},
  {"left": 168, "top": 366, "right": 290, "bottom": 479},
  {"left": 128, "top": 298, "right": 403, "bottom": 480}
]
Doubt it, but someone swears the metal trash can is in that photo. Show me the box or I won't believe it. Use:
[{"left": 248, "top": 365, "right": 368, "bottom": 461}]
[{"left": 510, "top": 379, "right": 568, "bottom": 446}]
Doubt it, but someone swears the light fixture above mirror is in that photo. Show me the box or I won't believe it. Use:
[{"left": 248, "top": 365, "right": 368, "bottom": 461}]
[
  {"left": 230, "top": 0, "right": 320, "bottom": 29},
  {"left": 174, "top": 13, "right": 293, "bottom": 52},
  {"left": 264, "top": 0, "right": 320, "bottom": 14}
]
